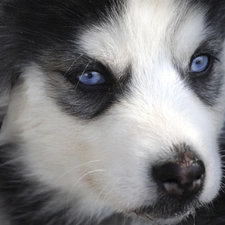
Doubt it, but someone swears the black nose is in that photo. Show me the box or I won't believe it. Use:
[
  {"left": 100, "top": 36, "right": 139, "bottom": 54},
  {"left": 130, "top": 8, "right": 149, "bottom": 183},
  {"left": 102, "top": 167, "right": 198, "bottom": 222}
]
[{"left": 153, "top": 160, "right": 205, "bottom": 199}]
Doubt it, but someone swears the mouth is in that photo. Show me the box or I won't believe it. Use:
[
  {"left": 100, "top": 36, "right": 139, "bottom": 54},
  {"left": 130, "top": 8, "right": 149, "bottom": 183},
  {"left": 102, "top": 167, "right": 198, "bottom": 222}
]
[
  {"left": 133, "top": 208, "right": 193, "bottom": 224},
  {"left": 128, "top": 199, "right": 199, "bottom": 224}
]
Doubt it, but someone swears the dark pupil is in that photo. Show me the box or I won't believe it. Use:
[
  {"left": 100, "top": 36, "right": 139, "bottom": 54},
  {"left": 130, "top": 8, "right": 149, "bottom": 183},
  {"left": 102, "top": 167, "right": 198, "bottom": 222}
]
[
  {"left": 87, "top": 73, "right": 93, "bottom": 78},
  {"left": 195, "top": 59, "right": 202, "bottom": 65}
]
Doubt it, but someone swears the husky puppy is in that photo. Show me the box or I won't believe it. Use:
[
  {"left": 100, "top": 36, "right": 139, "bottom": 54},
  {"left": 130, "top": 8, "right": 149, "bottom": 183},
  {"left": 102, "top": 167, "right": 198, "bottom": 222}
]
[{"left": 0, "top": 1, "right": 225, "bottom": 225}]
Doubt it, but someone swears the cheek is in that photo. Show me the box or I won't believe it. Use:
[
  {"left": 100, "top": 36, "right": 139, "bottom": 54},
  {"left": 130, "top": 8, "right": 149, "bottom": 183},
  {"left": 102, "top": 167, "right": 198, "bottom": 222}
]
[{"left": 75, "top": 121, "right": 153, "bottom": 207}]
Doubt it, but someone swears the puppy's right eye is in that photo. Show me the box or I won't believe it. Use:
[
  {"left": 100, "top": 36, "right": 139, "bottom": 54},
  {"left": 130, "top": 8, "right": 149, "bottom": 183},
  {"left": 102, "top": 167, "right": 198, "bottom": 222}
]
[
  {"left": 63, "top": 60, "right": 114, "bottom": 91},
  {"left": 77, "top": 71, "right": 105, "bottom": 86}
]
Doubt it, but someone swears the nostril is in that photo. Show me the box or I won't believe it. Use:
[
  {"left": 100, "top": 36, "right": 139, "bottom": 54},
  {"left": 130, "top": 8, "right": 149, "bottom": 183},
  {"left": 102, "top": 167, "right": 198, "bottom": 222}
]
[{"left": 152, "top": 160, "right": 205, "bottom": 199}]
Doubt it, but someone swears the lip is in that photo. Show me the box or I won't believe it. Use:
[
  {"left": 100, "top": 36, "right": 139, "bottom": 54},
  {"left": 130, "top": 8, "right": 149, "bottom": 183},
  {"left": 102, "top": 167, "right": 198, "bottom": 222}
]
[
  {"left": 128, "top": 203, "right": 197, "bottom": 224},
  {"left": 129, "top": 210, "right": 193, "bottom": 225}
]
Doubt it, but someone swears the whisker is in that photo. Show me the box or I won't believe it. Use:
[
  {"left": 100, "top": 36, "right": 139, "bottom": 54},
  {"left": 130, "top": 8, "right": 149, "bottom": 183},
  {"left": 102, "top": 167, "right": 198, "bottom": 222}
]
[
  {"left": 74, "top": 61, "right": 91, "bottom": 91},
  {"left": 63, "top": 53, "right": 84, "bottom": 77},
  {"left": 65, "top": 169, "right": 106, "bottom": 207},
  {"left": 56, "top": 160, "right": 102, "bottom": 181}
]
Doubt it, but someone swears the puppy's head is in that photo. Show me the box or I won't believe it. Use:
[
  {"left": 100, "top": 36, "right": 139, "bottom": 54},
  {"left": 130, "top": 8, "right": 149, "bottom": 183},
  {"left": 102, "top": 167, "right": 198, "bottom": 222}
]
[{"left": 1, "top": 0, "right": 225, "bottom": 224}]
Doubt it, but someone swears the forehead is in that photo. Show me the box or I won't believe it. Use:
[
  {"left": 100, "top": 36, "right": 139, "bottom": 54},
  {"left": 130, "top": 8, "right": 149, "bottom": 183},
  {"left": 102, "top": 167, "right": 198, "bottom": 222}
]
[
  {"left": 3, "top": 0, "right": 224, "bottom": 70},
  {"left": 78, "top": 0, "right": 221, "bottom": 72}
]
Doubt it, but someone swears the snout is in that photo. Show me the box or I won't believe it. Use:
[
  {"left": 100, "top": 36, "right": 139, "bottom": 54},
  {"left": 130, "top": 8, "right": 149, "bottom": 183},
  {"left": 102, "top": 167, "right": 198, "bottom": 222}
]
[
  {"left": 152, "top": 146, "right": 205, "bottom": 200},
  {"left": 133, "top": 146, "right": 206, "bottom": 222}
]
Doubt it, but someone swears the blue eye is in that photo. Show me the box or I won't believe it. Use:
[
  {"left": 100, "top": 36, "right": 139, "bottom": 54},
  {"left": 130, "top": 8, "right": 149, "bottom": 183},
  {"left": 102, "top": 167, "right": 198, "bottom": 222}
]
[
  {"left": 190, "top": 55, "right": 210, "bottom": 73},
  {"left": 78, "top": 71, "right": 105, "bottom": 86}
]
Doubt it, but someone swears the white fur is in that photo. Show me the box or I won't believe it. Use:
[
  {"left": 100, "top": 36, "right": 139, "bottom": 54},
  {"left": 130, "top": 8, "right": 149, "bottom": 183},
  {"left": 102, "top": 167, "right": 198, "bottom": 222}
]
[{"left": 1, "top": 1, "right": 225, "bottom": 224}]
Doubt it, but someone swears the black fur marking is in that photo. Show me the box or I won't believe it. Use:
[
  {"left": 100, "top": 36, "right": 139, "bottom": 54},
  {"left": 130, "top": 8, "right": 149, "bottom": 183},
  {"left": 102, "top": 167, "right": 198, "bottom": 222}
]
[
  {"left": 189, "top": 0, "right": 225, "bottom": 38},
  {"left": 0, "top": 0, "right": 124, "bottom": 67},
  {"left": 184, "top": 39, "right": 224, "bottom": 106},
  {"left": 184, "top": 1, "right": 225, "bottom": 106},
  {"left": 47, "top": 57, "right": 131, "bottom": 119},
  {"left": 172, "top": 1, "right": 225, "bottom": 106},
  {"left": 0, "top": 0, "right": 125, "bottom": 119}
]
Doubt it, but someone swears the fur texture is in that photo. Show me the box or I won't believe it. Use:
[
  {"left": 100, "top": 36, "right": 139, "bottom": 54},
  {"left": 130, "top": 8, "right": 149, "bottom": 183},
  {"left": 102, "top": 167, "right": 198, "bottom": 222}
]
[{"left": 0, "top": 0, "right": 225, "bottom": 224}]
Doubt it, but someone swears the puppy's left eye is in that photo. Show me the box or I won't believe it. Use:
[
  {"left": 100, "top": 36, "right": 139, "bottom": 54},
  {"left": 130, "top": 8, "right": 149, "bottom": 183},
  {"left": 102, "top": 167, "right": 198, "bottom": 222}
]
[
  {"left": 190, "top": 55, "right": 211, "bottom": 74},
  {"left": 78, "top": 71, "right": 105, "bottom": 86}
]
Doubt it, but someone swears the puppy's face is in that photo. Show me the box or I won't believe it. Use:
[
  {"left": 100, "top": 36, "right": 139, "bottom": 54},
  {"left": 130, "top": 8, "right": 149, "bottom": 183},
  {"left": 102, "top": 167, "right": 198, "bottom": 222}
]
[{"left": 1, "top": 0, "right": 225, "bottom": 224}]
